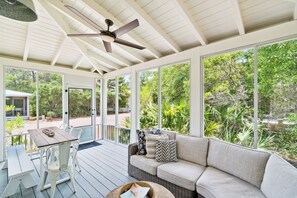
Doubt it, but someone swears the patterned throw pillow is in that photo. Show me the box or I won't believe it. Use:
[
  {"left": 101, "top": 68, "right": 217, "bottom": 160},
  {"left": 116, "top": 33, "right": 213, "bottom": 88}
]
[
  {"left": 136, "top": 130, "right": 148, "bottom": 155},
  {"left": 146, "top": 134, "right": 169, "bottom": 158},
  {"left": 136, "top": 129, "right": 162, "bottom": 155},
  {"left": 156, "top": 140, "right": 178, "bottom": 162}
]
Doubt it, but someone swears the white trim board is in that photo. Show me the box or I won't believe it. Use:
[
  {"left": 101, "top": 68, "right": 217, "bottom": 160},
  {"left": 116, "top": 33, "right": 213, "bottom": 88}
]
[{"left": 0, "top": 57, "right": 100, "bottom": 78}]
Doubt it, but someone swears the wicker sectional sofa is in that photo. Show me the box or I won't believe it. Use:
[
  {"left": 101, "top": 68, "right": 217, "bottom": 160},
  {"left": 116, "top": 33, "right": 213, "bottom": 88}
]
[{"left": 128, "top": 132, "right": 297, "bottom": 198}]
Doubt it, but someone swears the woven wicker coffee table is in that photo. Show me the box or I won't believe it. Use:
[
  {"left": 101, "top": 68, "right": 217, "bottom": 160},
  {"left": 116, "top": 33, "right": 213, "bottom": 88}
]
[{"left": 106, "top": 181, "right": 175, "bottom": 198}]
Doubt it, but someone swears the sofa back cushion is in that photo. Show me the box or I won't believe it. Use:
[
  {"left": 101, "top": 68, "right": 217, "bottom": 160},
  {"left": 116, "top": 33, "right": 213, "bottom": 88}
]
[
  {"left": 261, "top": 154, "right": 297, "bottom": 198},
  {"left": 160, "top": 130, "right": 177, "bottom": 140},
  {"left": 207, "top": 138, "right": 270, "bottom": 188},
  {"left": 176, "top": 135, "right": 208, "bottom": 166}
]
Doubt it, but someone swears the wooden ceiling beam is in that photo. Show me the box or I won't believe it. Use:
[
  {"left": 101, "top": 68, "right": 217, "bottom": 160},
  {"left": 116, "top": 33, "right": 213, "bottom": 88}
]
[
  {"left": 230, "top": 0, "right": 245, "bottom": 35},
  {"left": 80, "top": 0, "right": 162, "bottom": 59},
  {"left": 23, "top": 23, "right": 33, "bottom": 61},
  {"left": 50, "top": 36, "right": 67, "bottom": 66},
  {"left": 72, "top": 55, "right": 84, "bottom": 69},
  {"left": 87, "top": 51, "right": 123, "bottom": 70},
  {"left": 46, "top": 0, "right": 146, "bottom": 63},
  {"left": 172, "top": 0, "right": 207, "bottom": 45},
  {"left": 123, "top": 0, "right": 181, "bottom": 53},
  {"left": 77, "top": 36, "right": 132, "bottom": 67}
]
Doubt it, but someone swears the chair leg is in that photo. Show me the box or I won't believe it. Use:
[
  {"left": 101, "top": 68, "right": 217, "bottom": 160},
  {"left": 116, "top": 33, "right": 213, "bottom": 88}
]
[
  {"left": 68, "top": 168, "right": 76, "bottom": 193},
  {"left": 75, "top": 157, "right": 81, "bottom": 172},
  {"left": 40, "top": 171, "right": 48, "bottom": 191},
  {"left": 49, "top": 172, "right": 58, "bottom": 198}
]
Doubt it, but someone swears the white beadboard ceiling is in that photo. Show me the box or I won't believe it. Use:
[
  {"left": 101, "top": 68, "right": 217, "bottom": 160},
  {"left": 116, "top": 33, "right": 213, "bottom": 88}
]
[{"left": 0, "top": 0, "right": 295, "bottom": 75}]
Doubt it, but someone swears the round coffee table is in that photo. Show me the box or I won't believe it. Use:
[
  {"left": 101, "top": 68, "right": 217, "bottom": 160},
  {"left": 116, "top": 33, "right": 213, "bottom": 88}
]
[{"left": 106, "top": 181, "right": 175, "bottom": 198}]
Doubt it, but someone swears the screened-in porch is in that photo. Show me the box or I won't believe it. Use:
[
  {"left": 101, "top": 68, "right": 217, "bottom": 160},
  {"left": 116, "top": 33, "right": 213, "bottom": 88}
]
[{"left": 0, "top": 0, "right": 297, "bottom": 198}]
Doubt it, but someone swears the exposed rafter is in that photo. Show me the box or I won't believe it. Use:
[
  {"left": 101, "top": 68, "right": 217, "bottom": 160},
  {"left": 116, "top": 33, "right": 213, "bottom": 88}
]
[
  {"left": 172, "top": 0, "right": 207, "bottom": 45},
  {"left": 38, "top": 0, "right": 106, "bottom": 75},
  {"left": 90, "top": 67, "right": 96, "bottom": 73},
  {"left": 46, "top": 0, "right": 147, "bottom": 63},
  {"left": 23, "top": 23, "right": 33, "bottom": 61},
  {"left": 77, "top": 37, "right": 132, "bottom": 67},
  {"left": 230, "top": 0, "right": 245, "bottom": 35},
  {"left": 73, "top": 55, "right": 84, "bottom": 69},
  {"left": 87, "top": 51, "right": 123, "bottom": 70},
  {"left": 51, "top": 36, "right": 67, "bottom": 66},
  {"left": 80, "top": 0, "right": 162, "bottom": 59},
  {"left": 123, "top": 0, "right": 181, "bottom": 53}
]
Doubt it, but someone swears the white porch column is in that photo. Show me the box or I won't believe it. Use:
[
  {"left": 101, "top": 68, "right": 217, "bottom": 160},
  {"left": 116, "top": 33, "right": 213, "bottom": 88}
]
[
  {"left": 190, "top": 48, "right": 203, "bottom": 137},
  {"left": 130, "top": 67, "right": 137, "bottom": 143},
  {"left": 0, "top": 63, "right": 5, "bottom": 161},
  {"left": 102, "top": 78, "right": 107, "bottom": 139}
]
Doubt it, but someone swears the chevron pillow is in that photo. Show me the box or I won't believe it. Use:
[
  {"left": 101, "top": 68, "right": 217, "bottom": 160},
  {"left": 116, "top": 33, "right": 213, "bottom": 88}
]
[{"left": 156, "top": 140, "right": 178, "bottom": 162}]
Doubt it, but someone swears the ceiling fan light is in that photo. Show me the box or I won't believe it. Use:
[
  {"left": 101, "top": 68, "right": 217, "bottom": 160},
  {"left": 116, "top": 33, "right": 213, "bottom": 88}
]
[
  {"left": 100, "top": 35, "right": 115, "bottom": 42},
  {"left": 0, "top": 0, "right": 38, "bottom": 22}
]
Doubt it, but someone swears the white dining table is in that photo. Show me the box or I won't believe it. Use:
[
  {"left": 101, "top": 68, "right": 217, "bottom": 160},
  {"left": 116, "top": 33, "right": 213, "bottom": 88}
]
[{"left": 28, "top": 126, "right": 78, "bottom": 190}]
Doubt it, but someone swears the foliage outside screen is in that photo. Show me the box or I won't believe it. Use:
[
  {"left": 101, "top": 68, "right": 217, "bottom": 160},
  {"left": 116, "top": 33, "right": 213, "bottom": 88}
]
[
  {"left": 204, "top": 39, "right": 297, "bottom": 163},
  {"left": 139, "top": 63, "right": 190, "bottom": 135}
]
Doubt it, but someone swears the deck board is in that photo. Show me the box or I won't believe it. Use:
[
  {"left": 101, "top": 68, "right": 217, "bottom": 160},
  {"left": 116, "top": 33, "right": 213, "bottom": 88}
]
[{"left": 0, "top": 140, "right": 134, "bottom": 198}]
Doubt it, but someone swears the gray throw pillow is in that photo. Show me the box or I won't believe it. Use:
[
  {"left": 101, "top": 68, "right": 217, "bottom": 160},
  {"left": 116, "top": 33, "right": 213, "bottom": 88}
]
[{"left": 156, "top": 140, "right": 178, "bottom": 162}]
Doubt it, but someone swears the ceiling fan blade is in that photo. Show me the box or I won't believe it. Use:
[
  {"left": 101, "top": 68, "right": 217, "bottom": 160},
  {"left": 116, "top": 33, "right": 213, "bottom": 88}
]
[
  {"left": 67, "top": 33, "right": 100, "bottom": 37},
  {"left": 113, "top": 19, "right": 139, "bottom": 37},
  {"left": 114, "top": 38, "right": 145, "bottom": 50},
  {"left": 64, "top": 5, "right": 103, "bottom": 32},
  {"left": 103, "top": 41, "right": 112, "bottom": 53}
]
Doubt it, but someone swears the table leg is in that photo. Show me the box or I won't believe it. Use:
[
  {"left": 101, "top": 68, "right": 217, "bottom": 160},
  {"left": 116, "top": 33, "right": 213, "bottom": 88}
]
[{"left": 39, "top": 148, "right": 45, "bottom": 175}]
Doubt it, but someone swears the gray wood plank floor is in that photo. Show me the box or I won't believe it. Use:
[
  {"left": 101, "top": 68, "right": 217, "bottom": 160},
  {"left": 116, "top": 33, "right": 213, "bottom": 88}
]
[{"left": 0, "top": 140, "right": 136, "bottom": 198}]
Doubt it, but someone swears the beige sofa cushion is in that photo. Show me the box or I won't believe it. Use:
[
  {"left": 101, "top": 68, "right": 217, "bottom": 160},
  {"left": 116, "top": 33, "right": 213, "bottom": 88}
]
[
  {"left": 261, "top": 154, "right": 297, "bottom": 198},
  {"left": 146, "top": 134, "right": 169, "bottom": 158},
  {"left": 196, "top": 167, "right": 266, "bottom": 198},
  {"left": 160, "top": 130, "right": 177, "bottom": 140},
  {"left": 157, "top": 159, "right": 205, "bottom": 191},
  {"left": 176, "top": 135, "right": 208, "bottom": 166},
  {"left": 130, "top": 155, "right": 164, "bottom": 175},
  {"left": 207, "top": 138, "right": 270, "bottom": 188}
]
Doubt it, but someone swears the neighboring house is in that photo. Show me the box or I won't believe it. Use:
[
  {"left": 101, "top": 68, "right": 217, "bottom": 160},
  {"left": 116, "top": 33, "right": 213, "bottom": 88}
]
[{"left": 6, "top": 90, "right": 32, "bottom": 120}]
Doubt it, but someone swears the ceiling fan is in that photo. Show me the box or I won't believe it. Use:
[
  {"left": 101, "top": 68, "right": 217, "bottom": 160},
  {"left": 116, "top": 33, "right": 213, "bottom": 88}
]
[{"left": 65, "top": 5, "right": 145, "bottom": 53}]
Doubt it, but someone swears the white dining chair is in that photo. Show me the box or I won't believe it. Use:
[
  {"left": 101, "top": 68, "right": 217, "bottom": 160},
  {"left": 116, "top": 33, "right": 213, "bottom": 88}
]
[
  {"left": 59, "top": 123, "right": 71, "bottom": 133},
  {"left": 40, "top": 142, "right": 76, "bottom": 198},
  {"left": 69, "top": 128, "right": 83, "bottom": 172}
]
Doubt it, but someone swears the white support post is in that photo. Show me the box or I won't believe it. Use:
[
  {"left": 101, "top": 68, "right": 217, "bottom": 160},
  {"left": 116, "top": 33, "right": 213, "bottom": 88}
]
[
  {"left": 130, "top": 67, "right": 137, "bottom": 143},
  {"left": 102, "top": 78, "right": 107, "bottom": 139},
  {"left": 158, "top": 67, "right": 162, "bottom": 129},
  {"left": 115, "top": 77, "right": 119, "bottom": 143},
  {"left": 26, "top": 97, "right": 30, "bottom": 118},
  {"left": 36, "top": 71, "right": 39, "bottom": 129},
  {"left": 60, "top": 75, "right": 65, "bottom": 127},
  {"left": 0, "top": 63, "right": 5, "bottom": 162},
  {"left": 190, "top": 49, "right": 203, "bottom": 137},
  {"left": 99, "top": 79, "right": 103, "bottom": 139},
  {"left": 253, "top": 47, "right": 259, "bottom": 148},
  {"left": 92, "top": 78, "right": 97, "bottom": 141}
]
